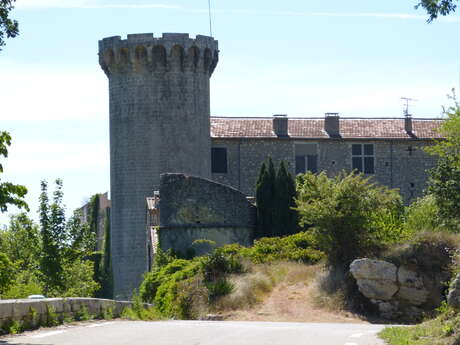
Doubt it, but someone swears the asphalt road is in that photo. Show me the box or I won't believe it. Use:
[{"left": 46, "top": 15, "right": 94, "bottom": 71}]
[{"left": 0, "top": 320, "right": 389, "bottom": 345}]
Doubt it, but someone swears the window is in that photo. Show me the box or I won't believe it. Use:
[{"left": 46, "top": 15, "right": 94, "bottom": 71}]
[
  {"left": 352, "top": 144, "right": 374, "bottom": 174},
  {"left": 211, "top": 147, "right": 227, "bottom": 173},
  {"left": 295, "top": 143, "right": 318, "bottom": 174}
]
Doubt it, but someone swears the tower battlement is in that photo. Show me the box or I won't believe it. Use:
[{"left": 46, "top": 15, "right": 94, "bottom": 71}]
[{"left": 99, "top": 33, "right": 219, "bottom": 76}]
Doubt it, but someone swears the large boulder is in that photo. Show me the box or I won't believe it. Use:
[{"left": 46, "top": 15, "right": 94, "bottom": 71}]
[{"left": 350, "top": 259, "right": 398, "bottom": 300}]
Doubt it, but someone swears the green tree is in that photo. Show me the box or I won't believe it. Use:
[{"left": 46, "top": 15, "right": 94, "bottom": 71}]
[
  {"left": 295, "top": 171, "right": 403, "bottom": 268},
  {"left": 425, "top": 98, "right": 460, "bottom": 228},
  {"left": 255, "top": 158, "right": 276, "bottom": 238},
  {"left": 38, "top": 180, "right": 101, "bottom": 297},
  {"left": 0, "top": 213, "right": 41, "bottom": 271},
  {"left": 416, "top": 0, "right": 458, "bottom": 22},
  {"left": 0, "top": 0, "right": 18, "bottom": 51},
  {"left": 0, "top": 252, "right": 15, "bottom": 295},
  {"left": 0, "top": 131, "right": 28, "bottom": 213},
  {"left": 274, "top": 161, "right": 298, "bottom": 236},
  {"left": 39, "top": 180, "right": 63, "bottom": 292},
  {"left": 427, "top": 157, "right": 460, "bottom": 229}
]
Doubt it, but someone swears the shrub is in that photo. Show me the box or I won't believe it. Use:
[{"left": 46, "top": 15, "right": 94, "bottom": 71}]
[
  {"left": 0, "top": 252, "right": 15, "bottom": 296},
  {"left": 206, "top": 278, "right": 234, "bottom": 301},
  {"left": 201, "top": 251, "right": 244, "bottom": 281},
  {"left": 295, "top": 171, "right": 403, "bottom": 267},
  {"left": 218, "top": 231, "right": 324, "bottom": 265},
  {"left": 405, "top": 194, "right": 444, "bottom": 233},
  {"left": 383, "top": 231, "right": 460, "bottom": 277},
  {"left": 2, "top": 270, "right": 43, "bottom": 299},
  {"left": 44, "top": 305, "right": 60, "bottom": 327},
  {"left": 2, "top": 319, "right": 22, "bottom": 335}
]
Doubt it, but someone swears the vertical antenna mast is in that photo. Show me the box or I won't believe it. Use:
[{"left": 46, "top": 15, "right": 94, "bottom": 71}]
[
  {"left": 208, "top": 0, "right": 213, "bottom": 37},
  {"left": 401, "top": 97, "right": 418, "bottom": 117}
]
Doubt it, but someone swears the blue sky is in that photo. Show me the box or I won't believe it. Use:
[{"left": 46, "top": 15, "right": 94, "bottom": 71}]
[{"left": 1, "top": 0, "right": 460, "bottom": 224}]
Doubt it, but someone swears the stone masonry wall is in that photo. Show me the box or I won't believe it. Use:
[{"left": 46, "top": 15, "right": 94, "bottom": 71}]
[
  {"left": 156, "top": 174, "right": 255, "bottom": 256},
  {"left": 211, "top": 138, "right": 436, "bottom": 204},
  {"left": 0, "top": 298, "right": 135, "bottom": 331},
  {"left": 99, "top": 33, "right": 218, "bottom": 299}
]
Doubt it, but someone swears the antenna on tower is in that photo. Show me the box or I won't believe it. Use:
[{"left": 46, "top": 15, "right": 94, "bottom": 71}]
[
  {"left": 208, "top": 0, "right": 213, "bottom": 37},
  {"left": 401, "top": 97, "right": 418, "bottom": 117}
]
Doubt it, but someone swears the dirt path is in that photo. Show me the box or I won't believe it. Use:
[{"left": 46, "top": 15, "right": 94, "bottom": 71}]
[{"left": 224, "top": 281, "right": 366, "bottom": 323}]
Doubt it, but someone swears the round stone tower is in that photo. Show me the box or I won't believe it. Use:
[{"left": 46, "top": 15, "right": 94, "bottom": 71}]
[{"left": 98, "top": 33, "right": 219, "bottom": 299}]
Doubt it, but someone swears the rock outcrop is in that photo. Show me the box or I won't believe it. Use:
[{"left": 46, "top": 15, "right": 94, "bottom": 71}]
[
  {"left": 350, "top": 259, "right": 398, "bottom": 301},
  {"left": 447, "top": 273, "right": 460, "bottom": 308},
  {"left": 350, "top": 258, "right": 440, "bottom": 321}
]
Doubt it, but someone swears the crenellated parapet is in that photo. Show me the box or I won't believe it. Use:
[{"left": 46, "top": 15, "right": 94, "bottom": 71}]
[{"left": 98, "top": 33, "right": 219, "bottom": 76}]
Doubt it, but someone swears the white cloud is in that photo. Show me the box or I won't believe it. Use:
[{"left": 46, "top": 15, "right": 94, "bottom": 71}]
[
  {"left": 14, "top": 1, "right": 460, "bottom": 22},
  {"left": 5, "top": 141, "right": 109, "bottom": 173},
  {"left": 15, "top": 0, "right": 180, "bottom": 9},
  {"left": 0, "top": 62, "right": 107, "bottom": 121}
]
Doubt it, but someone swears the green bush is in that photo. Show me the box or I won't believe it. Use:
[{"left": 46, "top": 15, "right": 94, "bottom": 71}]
[
  {"left": 0, "top": 252, "right": 15, "bottom": 296},
  {"left": 405, "top": 194, "right": 447, "bottom": 233},
  {"left": 74, "top": 305, "right": 92, "bottom": 322},
  {"left": 1, "top": 319, "right": 23, "bottom": 335},
  {"left": 206, "top": 278, "right": 234, "bottom": 301},
  {"left": 218, "top": 231, "right": 324, "bottom": 265},
  {"left": 201, "top": 251, "right": 244, "bottom": 281},
  {"left": 139, "top": 258, "right": 202, "bottom": 317},
  {"left": 295, "top": 171, "right": 403, "bottom": 267},
  {"left": 44, "top": 305, "right": 60, "bottom": 327}
]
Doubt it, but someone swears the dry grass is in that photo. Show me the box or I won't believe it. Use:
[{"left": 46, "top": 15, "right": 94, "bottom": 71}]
[
  {"left": 213, "top": 262, "right": 319, "bottom": 312},
  {"left": 309, "top": 266, "right": 347, "bottom": 312}
]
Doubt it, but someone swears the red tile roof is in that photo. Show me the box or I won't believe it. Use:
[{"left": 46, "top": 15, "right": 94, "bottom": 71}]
[{"left": 210, "top": 117, "right": 444, "bottom": 139}]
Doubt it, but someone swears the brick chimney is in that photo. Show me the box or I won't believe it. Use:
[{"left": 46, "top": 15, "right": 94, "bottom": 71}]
[
  {"left": 325, "top": 113, "right": 340, "bottom": 138},
  {"left": 405, "top": 115, "right": 413, "bottom": 134},
  {"left": 273, "top": 114, "right": 288, "bottom": 137}
]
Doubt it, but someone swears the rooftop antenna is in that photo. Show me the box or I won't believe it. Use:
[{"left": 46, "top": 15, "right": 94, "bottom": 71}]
[
  {"left": 208, "top": 0, "right": 213, "bottom": 37},
  {"left": 401, "top": 97, "right": 418, "bottom": 117}
]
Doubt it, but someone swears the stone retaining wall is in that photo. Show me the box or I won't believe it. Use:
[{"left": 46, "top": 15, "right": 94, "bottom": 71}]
[{"left": 0, "top": 298, "right": 134, "bottom": 330}]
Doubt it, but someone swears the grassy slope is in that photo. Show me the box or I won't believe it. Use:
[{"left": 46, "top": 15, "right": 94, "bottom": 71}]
[{"left": 380, "top": 307, "right": 460, "bottom": 345}]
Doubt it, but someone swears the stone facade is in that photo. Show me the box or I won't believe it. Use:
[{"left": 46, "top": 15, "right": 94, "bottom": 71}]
[
  {"left": 79, "top": 192, "right": 110, "bottom": 251},
  {"left": 147, "top": 174, "right": 255, "bottom": 259},
  {"left": 210, "top": 117, "right": 441, "bottom": 204},
  {"left": 99, "top": 33, "right": 218, "bottom": 299}
]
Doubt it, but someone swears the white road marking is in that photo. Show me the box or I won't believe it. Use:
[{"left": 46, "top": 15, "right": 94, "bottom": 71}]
[
  {"left": 31, "top": 330, "right": 66, "bottom": 338},
  {"left": 86, "top": 322, "right": 116, "bottom": 328},
  {"left": 350, "top": 333, "right": 364, "bottom": 338}
]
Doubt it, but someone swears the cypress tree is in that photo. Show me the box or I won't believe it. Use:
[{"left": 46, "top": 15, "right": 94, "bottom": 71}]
[
  {"left": 255, "top": 157, "right": 276, "bottom": 238},
  {"left": 275, "top": 161, "right": 298, "bottom": 236}
]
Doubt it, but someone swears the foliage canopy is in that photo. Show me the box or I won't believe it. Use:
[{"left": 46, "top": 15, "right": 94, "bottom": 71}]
[
  {"left": 0, "top": 0, "right": 18, "bottom": 51},
  {"left": 416, "top": 0, "right": 458, "bottom": 22},
  {"left": 295, "top": 171, "right": 404, "bottom": 267},
  {"left": 0, "top": 131, "right": 28, "bottom": 213}
]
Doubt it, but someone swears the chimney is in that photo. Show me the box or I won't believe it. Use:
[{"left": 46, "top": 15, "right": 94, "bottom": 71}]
[
  {"left": 405, "top": 115, "right": 413, "bottom": 134},
  {"left": 325, "top": 113, "right": 340, "bottom": 138},
  {"left": 273, "top": 114, "right": 288, "bottom": 137}
]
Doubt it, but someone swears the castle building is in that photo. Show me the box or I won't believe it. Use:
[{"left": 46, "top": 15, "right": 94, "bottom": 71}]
[
  {"left": 210, "top": 114, "right": 442, "bottom": 204},
  {"left": 99, "top": 32, "right": 442, "bottom": 299}
]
